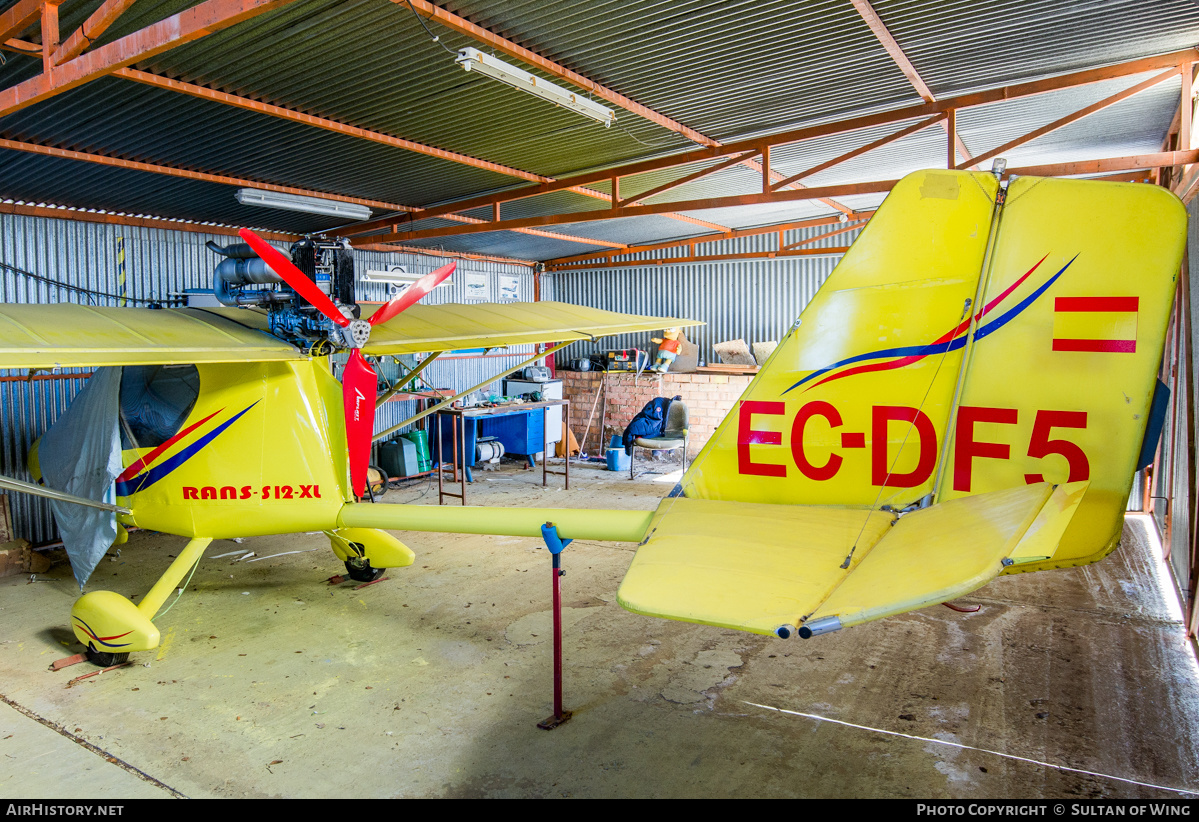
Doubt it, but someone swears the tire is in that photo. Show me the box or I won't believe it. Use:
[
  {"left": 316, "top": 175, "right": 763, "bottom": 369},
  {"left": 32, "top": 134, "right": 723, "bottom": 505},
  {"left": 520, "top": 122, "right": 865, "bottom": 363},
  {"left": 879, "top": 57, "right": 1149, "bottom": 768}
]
[
  {"left": 85, "top": 647, "right": 129, "bottom": 668},
  {"left": 344, "top": 556, "right": 384, "bottom": 583}
]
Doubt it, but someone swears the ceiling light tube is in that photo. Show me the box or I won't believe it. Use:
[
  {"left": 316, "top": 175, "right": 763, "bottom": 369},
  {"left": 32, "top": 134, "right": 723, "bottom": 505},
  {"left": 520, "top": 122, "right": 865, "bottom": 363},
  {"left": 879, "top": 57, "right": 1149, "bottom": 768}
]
[
  {"left": 456, "top": 47, "right": 616, "bottom": 127},
  {"left": 235, "top": 189, "right": 372, "bottom": 221},
  {"left": 363, "top": 265, "right": 451, "bottom": 287}
]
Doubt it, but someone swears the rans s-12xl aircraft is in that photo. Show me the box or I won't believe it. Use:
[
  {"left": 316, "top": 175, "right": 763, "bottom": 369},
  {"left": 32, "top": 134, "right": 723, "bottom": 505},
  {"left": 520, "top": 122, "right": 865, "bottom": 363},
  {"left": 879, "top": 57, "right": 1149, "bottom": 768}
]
[{"left": 0, "top": 165, "right": 1185, "bottom": 665}]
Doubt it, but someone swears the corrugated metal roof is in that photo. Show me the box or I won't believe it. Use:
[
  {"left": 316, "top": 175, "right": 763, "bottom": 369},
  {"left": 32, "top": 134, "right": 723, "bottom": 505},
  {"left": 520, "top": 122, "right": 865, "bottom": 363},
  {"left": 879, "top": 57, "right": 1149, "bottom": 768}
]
[{"left": 1, "top": 0, "right": 1198, "bottom": 259}]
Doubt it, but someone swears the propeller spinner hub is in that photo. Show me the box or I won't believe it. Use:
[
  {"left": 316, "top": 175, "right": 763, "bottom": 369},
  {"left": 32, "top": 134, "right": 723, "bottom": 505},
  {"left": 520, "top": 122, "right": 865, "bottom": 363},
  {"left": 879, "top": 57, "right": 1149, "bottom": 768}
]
[{"left": 344, "top": 319, "right": 372, "bottom": 349}]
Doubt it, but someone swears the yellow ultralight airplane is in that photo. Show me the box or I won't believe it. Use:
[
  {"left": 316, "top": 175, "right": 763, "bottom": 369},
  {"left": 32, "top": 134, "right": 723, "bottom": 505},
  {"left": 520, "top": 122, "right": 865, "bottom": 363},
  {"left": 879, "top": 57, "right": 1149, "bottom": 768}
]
[{"left": 0, "top": 166, "right": 1185, "bottom": 666}]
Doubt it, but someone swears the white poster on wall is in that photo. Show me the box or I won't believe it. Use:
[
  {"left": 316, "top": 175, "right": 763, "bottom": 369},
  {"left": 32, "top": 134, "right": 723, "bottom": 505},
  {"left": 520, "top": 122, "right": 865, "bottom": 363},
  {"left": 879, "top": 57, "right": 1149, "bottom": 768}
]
[
  {"left": 464, "top": 272, "right": 490, "bottom": 300},
  {"left": 498, "top": 275, "right": 521, "bottom": 301}
]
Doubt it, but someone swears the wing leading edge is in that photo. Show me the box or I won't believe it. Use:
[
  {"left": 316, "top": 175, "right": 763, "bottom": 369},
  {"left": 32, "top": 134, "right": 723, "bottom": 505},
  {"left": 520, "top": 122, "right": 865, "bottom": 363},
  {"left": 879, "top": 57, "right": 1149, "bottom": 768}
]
[
  {"left": 0, "top": 304, "right": 301, "bottom": 369},
  {"left": 0, "top": 301, "right": 701, "bottom": 369},
  {"left": 360, "top": 301, "right": 699, "bottom": 356}
]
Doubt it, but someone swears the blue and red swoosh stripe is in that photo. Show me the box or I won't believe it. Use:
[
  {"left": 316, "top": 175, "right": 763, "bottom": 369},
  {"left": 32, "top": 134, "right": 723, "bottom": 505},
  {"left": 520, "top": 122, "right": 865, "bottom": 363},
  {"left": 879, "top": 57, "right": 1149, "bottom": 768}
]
[
  {"left": 115, "top": 401, "right": 259, "bottom": 497},
  {"left": 783, "top": 254, "right": 1076, "bottom": 395},
  {"left": 73, "top": 615, "right": 133, "bottom": 649}
]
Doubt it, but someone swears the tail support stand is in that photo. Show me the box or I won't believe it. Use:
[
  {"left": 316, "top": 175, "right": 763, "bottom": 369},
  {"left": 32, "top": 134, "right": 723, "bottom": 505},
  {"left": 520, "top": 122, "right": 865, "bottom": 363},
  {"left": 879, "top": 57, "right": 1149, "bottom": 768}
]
[{"left": 537, "top": 522, "right": 573, "bottom": 730}]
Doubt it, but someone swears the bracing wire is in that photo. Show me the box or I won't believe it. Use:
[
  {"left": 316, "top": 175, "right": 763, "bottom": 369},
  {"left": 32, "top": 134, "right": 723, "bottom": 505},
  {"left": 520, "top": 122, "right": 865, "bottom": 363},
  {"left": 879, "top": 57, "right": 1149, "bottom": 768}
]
[{"left": 835, "top": 297, "right": 973, "bottom": 571}]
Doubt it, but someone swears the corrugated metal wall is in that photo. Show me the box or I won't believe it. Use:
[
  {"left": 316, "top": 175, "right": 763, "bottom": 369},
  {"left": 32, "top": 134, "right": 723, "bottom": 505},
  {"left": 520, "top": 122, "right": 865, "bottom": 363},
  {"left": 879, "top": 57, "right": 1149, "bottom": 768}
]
[
  {"left": 548, "top": 223, "right": 858, "bottom": 364},
  {"left": 0, "top": 212, "right": 535, "bottom": 541}
]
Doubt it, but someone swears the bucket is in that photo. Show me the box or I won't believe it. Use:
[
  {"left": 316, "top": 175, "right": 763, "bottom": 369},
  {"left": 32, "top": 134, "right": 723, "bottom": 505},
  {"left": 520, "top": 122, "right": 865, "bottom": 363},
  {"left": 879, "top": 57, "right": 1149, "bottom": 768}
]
[{"left": 606, "top": 435, "right": 630, "bottom": 472}]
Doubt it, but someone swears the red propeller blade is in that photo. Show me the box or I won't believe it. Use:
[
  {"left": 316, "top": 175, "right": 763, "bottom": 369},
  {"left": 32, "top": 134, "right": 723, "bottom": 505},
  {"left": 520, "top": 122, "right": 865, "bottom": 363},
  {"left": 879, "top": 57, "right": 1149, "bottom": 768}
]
[
  {"left": 368, "top": 262, "right": 456, "bottom": 327},
  {"left": 342, "top": 349, "right": 378, "bottom": 498},
  {"left": 238, "top": 228, "right": 349, "bottom": 328}
]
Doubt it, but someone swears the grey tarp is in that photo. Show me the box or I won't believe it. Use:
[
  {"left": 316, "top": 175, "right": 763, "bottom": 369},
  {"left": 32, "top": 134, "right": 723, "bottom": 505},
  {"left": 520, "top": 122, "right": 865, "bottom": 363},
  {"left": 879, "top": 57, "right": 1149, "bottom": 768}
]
[{"left": 38, "top": 367, "right": 123, "bottom": 589}]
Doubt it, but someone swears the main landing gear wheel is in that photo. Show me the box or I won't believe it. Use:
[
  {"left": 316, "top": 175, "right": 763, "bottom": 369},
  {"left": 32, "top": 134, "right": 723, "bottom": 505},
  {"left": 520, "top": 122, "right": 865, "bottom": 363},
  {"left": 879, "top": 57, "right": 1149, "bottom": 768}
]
[
  {"left": 85, "top": 647, "right": 129, "bottom": 668},
  {"left": 344, "top": 555, "right": 385, "bottom": 583}
]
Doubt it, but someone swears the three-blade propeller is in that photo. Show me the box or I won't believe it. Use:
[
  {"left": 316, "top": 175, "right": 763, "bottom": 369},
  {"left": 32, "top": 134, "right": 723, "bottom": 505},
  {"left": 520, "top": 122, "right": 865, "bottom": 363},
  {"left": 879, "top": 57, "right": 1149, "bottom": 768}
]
[{"left": 237, "top": 228, "right": 455, "bottom": 498}]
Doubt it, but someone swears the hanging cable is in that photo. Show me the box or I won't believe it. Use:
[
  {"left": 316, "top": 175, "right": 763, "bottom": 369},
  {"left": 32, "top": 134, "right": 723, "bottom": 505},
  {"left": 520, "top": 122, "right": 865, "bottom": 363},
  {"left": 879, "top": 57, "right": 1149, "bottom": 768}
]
[
  {"left": 0, "top": 260, "right": 180, "bottom": 306},
  {"left": 404, "top": 0, "right": 459, "bottom": 56}
]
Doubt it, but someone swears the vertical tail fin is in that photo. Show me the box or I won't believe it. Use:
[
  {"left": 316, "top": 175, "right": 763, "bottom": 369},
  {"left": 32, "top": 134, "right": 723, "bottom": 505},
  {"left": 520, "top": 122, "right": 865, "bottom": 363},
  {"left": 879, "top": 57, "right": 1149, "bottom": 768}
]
[{"left": 682, "top": 170, "right": 1184, "bottom": 568}]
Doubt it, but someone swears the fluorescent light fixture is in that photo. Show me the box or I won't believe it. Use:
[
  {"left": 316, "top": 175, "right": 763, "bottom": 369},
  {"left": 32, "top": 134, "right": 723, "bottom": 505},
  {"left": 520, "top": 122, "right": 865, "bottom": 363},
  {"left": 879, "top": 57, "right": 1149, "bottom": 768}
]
[
  {"left": 456, "top": 47, "right": 616, "bottom": 127},
  {"left": 364, "top": 265, "right": 452, "bottom": 297},
  {"left": 363, "top": 265, "right": 451, "bottom": 287},
  {"left": 235, "top": 189, "right": 372, "bottom": 221}
]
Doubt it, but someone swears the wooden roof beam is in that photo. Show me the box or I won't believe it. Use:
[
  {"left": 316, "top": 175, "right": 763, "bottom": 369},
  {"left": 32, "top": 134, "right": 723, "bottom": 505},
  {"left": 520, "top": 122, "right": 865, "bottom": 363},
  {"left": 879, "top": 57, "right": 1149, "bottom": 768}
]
[
  {"left": 380, "top": 179, "right": 898, "bottom": 244},
  {"left": 115, "top": 67, "right": 560, "bottom": 186},
  {"left": 959, "top": 67, "right": 1182, "bottom": 170},
  {"left": 547, "top": 212, "right": 876, "bottom": 270},
  {"left": 546, "top": 246, "right": 854, "bottom": 271},
  {"left": 115, "top": 70, "right": 724, "bottom": 233},
  {"left": 547, "top": 213, "right": 866, "bottom": 268},
  {"left": 0, "top": 200, "right": 300, "bottom": 241},
  {"left": 339, "top": 47, "right": 1199, "bottom": 240},
  {"left": 769, "top": 114, "right": 946, "bottom": 190},
  {"left": 380, "top": 149, "right": 1199, "bottom": 245},
  {"left": 0, "top": 137, "right": 413, "bottom": 213},
  {"left": 0, "top": 0, "right": 302, "bottom": 118},
  {"left": 849, "top": 0, "right": 976, "bottom": 169},
  {"left": 0, "top": 0, "right": 46, "bottom": 43},
  {"left": 52, "top": 0, "right": 149, "bottom": 65},
  {"left": 617, "top": 151, "right": 760, "bottom": 208},
  {"left": 440, "top": 212, "right": 627, "bottom": 249},
  {"left": 780, "top": 218, "right": 871, "bottom": 251},
  {"left": 1007, "top": 149, "right": 1199, "bottom": 177}
]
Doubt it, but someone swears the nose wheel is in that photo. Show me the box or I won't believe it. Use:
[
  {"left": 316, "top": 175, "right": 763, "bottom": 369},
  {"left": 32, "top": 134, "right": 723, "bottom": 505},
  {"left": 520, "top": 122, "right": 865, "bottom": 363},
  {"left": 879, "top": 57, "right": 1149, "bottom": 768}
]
[
  {"left": 344, "top": 556, "right": 385, "bottom": 583},
  {"left": 85, "top": 647, "right": 130, "bottom": 668}
]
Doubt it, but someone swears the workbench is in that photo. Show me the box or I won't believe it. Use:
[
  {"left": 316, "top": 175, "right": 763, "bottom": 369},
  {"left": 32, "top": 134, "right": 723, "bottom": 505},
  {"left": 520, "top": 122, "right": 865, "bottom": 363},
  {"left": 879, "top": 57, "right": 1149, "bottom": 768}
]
[{"left": 435, "top": 400, "right": 571, "bottom": 505}]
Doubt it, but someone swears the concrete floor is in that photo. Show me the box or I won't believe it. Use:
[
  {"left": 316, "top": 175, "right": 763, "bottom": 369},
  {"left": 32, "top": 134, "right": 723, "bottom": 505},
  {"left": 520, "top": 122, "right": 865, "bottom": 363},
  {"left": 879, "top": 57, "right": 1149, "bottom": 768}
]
[{"left": 1, "top": 459, "right": 1198, "bottom": 799}]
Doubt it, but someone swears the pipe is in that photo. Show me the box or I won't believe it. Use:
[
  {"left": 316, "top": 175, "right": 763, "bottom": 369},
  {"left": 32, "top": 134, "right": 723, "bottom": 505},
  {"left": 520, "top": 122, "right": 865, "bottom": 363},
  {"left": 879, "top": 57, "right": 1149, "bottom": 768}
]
[
  {"left": 215, "top": 256, "right": 282, "bottom": 285},
  {"left": 798, "top": 616, "right": 842, "bottom": 639},
  {"left": 205, "top": 240, "right": 259, "bottom": 259}
]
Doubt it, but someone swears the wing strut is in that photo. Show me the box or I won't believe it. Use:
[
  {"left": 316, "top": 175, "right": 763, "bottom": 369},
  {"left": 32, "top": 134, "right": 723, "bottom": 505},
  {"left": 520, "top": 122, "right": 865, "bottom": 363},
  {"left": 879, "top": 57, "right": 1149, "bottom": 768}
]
[{"left": 0, "top": 473, "right": 130, "bottom": 515}]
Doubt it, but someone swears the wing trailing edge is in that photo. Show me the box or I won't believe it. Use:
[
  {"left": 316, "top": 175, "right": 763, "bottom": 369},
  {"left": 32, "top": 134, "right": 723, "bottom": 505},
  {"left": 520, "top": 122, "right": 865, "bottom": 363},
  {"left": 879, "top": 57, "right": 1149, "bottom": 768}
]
[{"left": 617, "top": 482, "right": 1087, "bottom": 638}]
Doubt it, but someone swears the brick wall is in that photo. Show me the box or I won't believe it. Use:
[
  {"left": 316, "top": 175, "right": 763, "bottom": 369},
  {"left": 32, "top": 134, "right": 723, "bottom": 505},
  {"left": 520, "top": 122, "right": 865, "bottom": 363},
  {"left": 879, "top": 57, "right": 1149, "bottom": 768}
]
[{"left": 559, "top": 370, "right": 753, "bottom": 456}]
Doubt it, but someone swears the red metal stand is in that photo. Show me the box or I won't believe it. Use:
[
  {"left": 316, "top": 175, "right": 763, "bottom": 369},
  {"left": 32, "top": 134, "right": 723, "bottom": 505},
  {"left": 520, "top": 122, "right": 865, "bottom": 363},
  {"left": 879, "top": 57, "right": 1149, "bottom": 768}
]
[{"left": 537, "top": 523, "right": 573, "bottom": 730}]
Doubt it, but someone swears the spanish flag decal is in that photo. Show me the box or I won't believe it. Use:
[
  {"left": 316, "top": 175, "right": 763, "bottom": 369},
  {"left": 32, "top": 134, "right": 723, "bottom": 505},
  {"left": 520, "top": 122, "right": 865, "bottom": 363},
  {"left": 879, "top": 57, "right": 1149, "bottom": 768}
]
[{"left": 1051, "top": 296, "right": 1139, "bottom": 354}]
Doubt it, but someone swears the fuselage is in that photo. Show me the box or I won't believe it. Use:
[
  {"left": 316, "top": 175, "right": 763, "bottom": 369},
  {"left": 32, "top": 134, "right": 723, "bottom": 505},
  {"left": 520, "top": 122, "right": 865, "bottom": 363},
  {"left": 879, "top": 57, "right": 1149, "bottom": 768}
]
[{"left": 112, "top": 358, "right": 350, "bottom": 539}]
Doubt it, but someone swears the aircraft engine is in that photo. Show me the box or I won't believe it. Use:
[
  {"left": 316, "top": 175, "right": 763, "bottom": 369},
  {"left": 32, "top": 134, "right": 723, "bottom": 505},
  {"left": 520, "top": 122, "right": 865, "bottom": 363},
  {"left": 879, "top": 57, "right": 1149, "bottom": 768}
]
[{"left": 208, "top": 236, "right": 359, "bottom": 350}]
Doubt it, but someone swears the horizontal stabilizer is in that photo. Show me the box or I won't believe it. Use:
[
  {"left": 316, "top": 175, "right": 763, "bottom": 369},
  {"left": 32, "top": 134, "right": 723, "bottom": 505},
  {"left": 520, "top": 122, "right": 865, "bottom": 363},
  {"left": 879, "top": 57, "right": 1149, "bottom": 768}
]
[
  {"left": 618, "top": 483, "right": 1082, "bottom": 637},
  {"left": 617, "top": 498, "right": 895, "bottom": 635},
  {"left": 808, "top": 484, "right": 1060, "bottom": 630},
  {"left": 1005, "top": 481, "right": 1089, "bottom": 565}
]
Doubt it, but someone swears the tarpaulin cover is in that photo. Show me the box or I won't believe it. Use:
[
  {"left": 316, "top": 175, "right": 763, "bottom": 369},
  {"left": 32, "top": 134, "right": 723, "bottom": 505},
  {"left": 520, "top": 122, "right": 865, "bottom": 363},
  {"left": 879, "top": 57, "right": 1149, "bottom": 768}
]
[{"left": 38, "top": 367, "right": 123, "bottom": 589}]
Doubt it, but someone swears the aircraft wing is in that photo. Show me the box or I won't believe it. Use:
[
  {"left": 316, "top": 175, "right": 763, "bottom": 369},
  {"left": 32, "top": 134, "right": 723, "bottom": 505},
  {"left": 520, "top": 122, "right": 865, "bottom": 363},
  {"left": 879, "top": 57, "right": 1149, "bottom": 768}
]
[
  {"left": 0, "top": 304, "right": 302, "bottom": 369},
  {"left": 0, "top": 301, "right": 698, "bottom": 369},
  {"left": 359, "top": 301, "right": 698, "bottom": 356},
  {"left": 616, "top": 482, "right": 1086, "bottom": 637}
]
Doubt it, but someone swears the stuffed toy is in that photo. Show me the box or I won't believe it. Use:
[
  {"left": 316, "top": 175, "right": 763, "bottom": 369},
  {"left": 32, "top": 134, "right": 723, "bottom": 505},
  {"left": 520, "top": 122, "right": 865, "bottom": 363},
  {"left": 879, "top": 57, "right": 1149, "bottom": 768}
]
[{"left": 650, "top": 328, "right": 682, "bottom": 373}]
